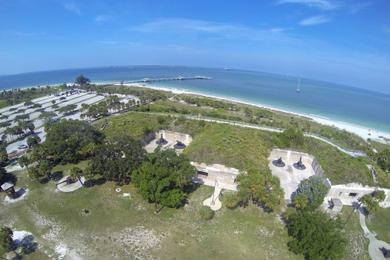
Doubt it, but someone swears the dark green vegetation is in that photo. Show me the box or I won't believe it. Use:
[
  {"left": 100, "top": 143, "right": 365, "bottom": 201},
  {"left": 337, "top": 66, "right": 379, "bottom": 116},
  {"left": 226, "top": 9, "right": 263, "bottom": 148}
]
[
  {"left": 0, "top": 226, "right": 13, "bottom": 256},
  {"left": 89, "top": 137, "right": 146, "bottom": 184},
  {"left": 376, "top": 149, "right": 390, "bottom": 172},
  {"left": 236, "top": 170, "right": 284, "bottom": 212},
  {"left": 74, "top": 74, "right": 90, "bottom": 86},
  {"left": 133, "top": 150, "right": 196, "bottom": 211},
  {"left": 78, "top": 84, "right": 172, "bottom": 103},
  {"left": 294, "top": 176, "right": 330, "bottom": 210},
  {"left": 285, "top": 210, "right": 346, "bottom": 259},
  {"left": 0, "top": 86, "right": 57, "bottom": 108},
  {"left": 359, "top": 190, "right": 386, "bottom": 214}
]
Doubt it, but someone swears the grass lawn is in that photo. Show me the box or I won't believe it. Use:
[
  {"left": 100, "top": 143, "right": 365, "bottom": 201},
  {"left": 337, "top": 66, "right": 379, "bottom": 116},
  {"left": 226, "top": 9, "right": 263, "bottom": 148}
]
[
  {"left": 339, "top": 207, "right": 370, "bottom": 260},
  {"left": 367, "top": 208, "right": 390, "bottom": 244},
  {"left": 1, "top": 171, "right": 301, "bottom": 259}
]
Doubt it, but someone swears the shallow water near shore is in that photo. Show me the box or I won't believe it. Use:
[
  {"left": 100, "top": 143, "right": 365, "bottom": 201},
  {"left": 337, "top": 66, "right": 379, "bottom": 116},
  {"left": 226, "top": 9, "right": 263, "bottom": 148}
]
[{"left": 0, "top": 65, "right": 389, "bottom": 134}]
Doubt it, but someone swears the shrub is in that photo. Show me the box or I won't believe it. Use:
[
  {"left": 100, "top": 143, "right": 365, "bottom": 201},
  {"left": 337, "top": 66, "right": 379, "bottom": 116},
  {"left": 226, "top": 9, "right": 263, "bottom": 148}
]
[
  {"left": 199, "top": 206, "right": 214, "bottom": 220},
  {"left": 223, "top": 193, "right": 240, "bottom": 209}
]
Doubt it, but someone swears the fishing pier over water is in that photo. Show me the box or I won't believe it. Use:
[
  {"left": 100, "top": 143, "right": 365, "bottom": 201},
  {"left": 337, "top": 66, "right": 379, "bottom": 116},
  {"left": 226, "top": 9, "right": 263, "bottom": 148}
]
[{"left": 124, "top": 75, "right": 211, "bottom": 84}]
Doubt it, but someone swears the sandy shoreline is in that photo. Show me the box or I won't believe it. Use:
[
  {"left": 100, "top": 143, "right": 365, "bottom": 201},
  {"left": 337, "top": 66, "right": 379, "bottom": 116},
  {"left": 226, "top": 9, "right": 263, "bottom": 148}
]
[{"left": 111, "top": 81, "right": 390, "bottom": 144}]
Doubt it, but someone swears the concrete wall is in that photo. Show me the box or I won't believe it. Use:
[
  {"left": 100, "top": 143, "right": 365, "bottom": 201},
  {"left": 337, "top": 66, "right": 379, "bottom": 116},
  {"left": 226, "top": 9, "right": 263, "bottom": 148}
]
[{"left": 326, "top": 183, "right": 390, "bottom": 208}]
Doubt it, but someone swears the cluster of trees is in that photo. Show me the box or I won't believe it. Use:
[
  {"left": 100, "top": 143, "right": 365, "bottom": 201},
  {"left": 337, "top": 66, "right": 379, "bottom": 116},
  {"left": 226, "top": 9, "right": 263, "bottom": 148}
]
[
  {"left": 293, "top": 176, "right": 330, "bottom": 210},
  {"left": 283, "top": 176, "right": 346, "bottom": 259},
  {"left": 25, "top": 118, "right": 196, "bottom": 213},
  {"left": 81, "top": 96, "right": 136, "bottom": 120},
  {"left": 132, "top": 149, "right": 196, "bottom": 212},
  {"left": 3, "top": 120, "right": 35, "bottom": 142},
  {"left": 376, "top": 149, "right": 390, "bottom": 172},
  {"left": 180, "top": 95, "right": 238, "bottom": 111},
  {"left": 0, "top": 86, "right": 56, "bottom": 108},
  {"left": 236, "top": 169, "right": 284, "bottom": 212},
  {"left": 27, "top": 120, "right": 104, "bottom": 179},
  {"left": 359, "top": 190, "right": 386, "bottom": 214},
  {"left": 88, "top": 137, "right": 145, "bottom": 184},
  {"left": 277, "top": 127, "right": 305, "bottom": 148},
  {"left": 0, "top": 226, "right": 13, "bottom": 256},
  {"left": 285, "top": 210, "right": 346, "bottom": 259}
]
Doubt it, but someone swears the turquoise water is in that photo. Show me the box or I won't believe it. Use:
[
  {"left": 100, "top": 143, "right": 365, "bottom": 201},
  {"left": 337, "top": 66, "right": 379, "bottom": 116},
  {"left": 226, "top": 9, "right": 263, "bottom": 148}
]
[{"left": 0, "top": 66, "right": 389, "bottom": 132}]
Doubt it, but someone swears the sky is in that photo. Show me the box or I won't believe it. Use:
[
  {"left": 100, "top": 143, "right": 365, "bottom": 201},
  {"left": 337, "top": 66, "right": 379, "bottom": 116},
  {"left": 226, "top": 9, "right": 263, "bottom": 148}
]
[{"left": 0, "top": 0, "right": 390, "bottom": 94}]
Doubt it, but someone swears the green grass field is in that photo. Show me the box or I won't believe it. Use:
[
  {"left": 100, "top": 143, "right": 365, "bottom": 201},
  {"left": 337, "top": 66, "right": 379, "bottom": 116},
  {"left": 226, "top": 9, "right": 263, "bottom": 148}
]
[
  {"left": 367, "top": 208, "right": 390, "bottom": 244},
  {"left": 1, "top": 171, "right": 301, "bottom": 259}
]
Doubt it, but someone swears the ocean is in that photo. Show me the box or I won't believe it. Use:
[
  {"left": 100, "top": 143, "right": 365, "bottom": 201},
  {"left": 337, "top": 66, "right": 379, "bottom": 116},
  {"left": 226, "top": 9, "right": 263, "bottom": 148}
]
[{"left": 0, "top": 65, "right": 389, "bottom": 133}]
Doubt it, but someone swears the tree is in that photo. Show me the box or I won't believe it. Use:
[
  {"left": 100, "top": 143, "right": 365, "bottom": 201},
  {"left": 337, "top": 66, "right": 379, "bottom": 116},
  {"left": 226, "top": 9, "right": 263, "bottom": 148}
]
[
  {"left": 132, "top": 149, "right": 196, "bottom": 212},
  {"left": 294, "top": 175, "right": 329, "bottom": 210},
  {"left": 27, "top": 135, "right": 41, "bottom": 148},
  {"left": 58, "top": 104, "right": 77, "bottom": 115},
  {"left": 286, "top": 210, "right": 346, "bottom": 259},
  {"left": 293, "top": 193, "right": 309, "bottom": 210},
  {"left": 42, "top": 120, "right": 104, "bottom": 164},
  {"left": 236, "top": 170, "right": 284, "bottom": 211},
  {"left": 359, "top": 191, "right": 385, "bottom": 214},
  {"left": 18, "top": 156, "right": 29, "bottom": 169},
  {"left": 0, "top": 226, "right": 13, "bottom": 256},
  {"left": 0, "top": 166, "right": 6, "bottom": 184},
  {"left": 89, "top": 137, "right": 146, "bottom": 184},
  {"left": 69, "top": 166, "right": 83, "bottom": 183},
  {"left": 376, "top": 149, "right": 390, "bottom": 172},
  {"left": 0, "top": 145, "right": 8, "bottom": 167},
  {"left": 75, "top": 75, "right": 90, "bottom": 86},
  {"left": 278, "top": 127, "right": 304, "bottom": 147},
  {"left": 223, "top": 193, "right": 240, "bottom": 209},
  {"left": 27, "top": 122, "right": 35, "bottom": 133}
]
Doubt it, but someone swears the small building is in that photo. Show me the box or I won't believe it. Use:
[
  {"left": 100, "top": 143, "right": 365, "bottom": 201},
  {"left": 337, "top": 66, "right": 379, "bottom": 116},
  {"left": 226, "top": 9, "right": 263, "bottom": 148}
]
[
  {"left": 191, "top": 162, "right": 241, "bottom": 191},
  {"left": 1, "top": 182, "right": 16, "bottom": 198}
]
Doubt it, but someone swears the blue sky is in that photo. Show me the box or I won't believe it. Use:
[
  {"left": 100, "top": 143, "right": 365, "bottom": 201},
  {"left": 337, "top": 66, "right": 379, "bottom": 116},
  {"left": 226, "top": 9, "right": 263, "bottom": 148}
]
[{"left": 0, "top": 0, "right": 390, "bottom": 93}]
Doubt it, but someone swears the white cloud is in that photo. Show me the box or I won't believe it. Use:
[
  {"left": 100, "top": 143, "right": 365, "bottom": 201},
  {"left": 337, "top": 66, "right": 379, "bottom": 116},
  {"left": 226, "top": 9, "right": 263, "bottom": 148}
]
[
  {"left": 64, "top": 2, "right": 81, "bottom": 15},
  {"left": 276, "top": 0, "right": 338, "bottom": 10},
  {"left": 95, "top": 15, "right": 110, "bottom": 25},
  {"left": 131, "top": 18, "right": 292, "bottom": 44},
  {"left": 299, "top": 15, "right": 330, "bottom": 26}
]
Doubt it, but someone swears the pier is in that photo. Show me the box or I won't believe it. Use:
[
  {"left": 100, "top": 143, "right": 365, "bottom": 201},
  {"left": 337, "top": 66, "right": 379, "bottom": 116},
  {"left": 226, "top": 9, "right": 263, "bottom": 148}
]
[{"left": 124, "top": 75, "right": 211, "bottom": 84}]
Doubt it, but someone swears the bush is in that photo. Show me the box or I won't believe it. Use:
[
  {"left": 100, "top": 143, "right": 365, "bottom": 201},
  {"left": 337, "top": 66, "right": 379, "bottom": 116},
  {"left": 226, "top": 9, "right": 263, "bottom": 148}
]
[
  {"left": 223, "top": 193, "right": 240, "bottom": 209},
  {"left": 199, "top": 206, "right": 214, "bottom": 220}
]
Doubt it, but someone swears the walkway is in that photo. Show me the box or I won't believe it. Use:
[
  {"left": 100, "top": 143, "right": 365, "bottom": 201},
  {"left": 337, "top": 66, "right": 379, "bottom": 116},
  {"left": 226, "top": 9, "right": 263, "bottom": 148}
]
[
  {"left": 203, "top": 180, "right": 223, "bottom": 211},
  {"left": 359, "top": 208, "right": 390, "bottom": 259}
]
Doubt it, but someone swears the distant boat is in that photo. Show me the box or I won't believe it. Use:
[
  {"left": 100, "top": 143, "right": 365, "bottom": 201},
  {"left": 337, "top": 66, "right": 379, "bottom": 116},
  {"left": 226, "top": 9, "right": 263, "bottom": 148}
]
[
  {"left": 224, "top": 67, "right": 231, "bottom": 71},
  {"left": 296, "top": 78, "right": 301, "bottom": 93}
]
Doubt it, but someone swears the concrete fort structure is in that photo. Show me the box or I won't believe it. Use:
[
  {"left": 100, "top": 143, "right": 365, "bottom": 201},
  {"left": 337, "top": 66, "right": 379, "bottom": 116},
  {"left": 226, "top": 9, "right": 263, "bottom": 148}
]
[
  {"left": 191, "top": 162, "right": 240, "bottom": 191},
  {"left": 326, "top": 183, "right": 390, "bottom": 208},
  {"left": 268, "top": 149, "right": 328, "bottom": 202},
  {"left": 144, "top": 130, "right": 192, "bottom": 154},
  {"left": 268, "top": 149, "right": 390, "bottom": 212}
]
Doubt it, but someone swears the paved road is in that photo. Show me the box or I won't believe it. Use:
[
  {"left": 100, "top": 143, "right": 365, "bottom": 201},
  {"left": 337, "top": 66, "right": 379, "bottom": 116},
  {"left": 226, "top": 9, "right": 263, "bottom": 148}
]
[{"left": 135, "top": 112, "right": 366, "bottom": 158}]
